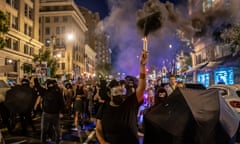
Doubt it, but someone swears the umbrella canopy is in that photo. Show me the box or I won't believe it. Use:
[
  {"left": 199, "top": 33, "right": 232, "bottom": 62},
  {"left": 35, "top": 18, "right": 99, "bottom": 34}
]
[
  {"left": 143, "top": 88, "right": 239, "bottom": 144},
  {"left": 4, "top": 85, "right": 34, "bottom": 113}
]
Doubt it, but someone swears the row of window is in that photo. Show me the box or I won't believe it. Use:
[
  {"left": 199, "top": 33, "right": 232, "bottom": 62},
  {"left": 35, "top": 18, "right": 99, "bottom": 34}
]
[
  {"left": 24, "top": 3, "right": 34, "bottom": 20},
  {"left": 5, "top": 38, "right": 19, "bottom": 51},
  {"left": 57, "top": 63, "right": 65, "bottom": 70},
  {"left": 43, "top": 16, "right": 68, "bottom": 23},
  {"left": 24, "top": 44, "right": 34, "bottom": 56},
  {"left": 195, "top": 44, "right": 232, "bottom": 65},
  {"left": 6, "top": 0, "right": 18, "bottom": 9},
  {"left": 5, "top": 37, "right": 34, "bottom": 56},
  {"left": 45, "top": 38, "right": 66, "bottom": 48},
  {"left": 6, "top": 5, "right": 34, "bottom": 37},
  {"left": 24, "top": 23, "right": 33, "bottom": 37},
  {"left": 45, "top": 26, "right": 65, "bottom": 35}
]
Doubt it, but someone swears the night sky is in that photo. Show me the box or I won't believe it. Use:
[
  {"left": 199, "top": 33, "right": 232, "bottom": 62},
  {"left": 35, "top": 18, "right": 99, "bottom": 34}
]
[
  {"left": 73, "top": 0, "right": 240, "bottom": 76},
  {"left": 74, "top": 0, "right": 109, "bottom": 19},
  {"left": 74, "top": 0, "right": 190, "bottom": 75},
  {"left": 75, "top": 0, "right": 187, "bottom": 19}
]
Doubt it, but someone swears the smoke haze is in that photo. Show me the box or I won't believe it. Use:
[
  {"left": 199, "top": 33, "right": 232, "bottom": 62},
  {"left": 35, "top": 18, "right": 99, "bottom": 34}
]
[{"left": 97, "top": 0, "right": 240, "bottom": 76}]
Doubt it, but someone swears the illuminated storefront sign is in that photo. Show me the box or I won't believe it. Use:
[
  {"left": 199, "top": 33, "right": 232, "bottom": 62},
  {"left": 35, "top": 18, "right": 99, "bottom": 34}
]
[
  {"left": 197, "top": 73, "right": 210, "bottom": 87},
  {"left": 214, "top": 67, "right": 234, "bottom": 85}
]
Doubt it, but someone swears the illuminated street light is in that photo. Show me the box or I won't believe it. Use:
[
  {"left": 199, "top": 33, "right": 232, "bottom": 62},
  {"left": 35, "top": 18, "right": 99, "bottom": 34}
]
[
  {"left": 56, "top": 53, "right": 61, "bottom": 58},
  {"left": 169, "top": 44, "right": 172, "bottom": 49},
  {"left": 67, "top": 33, "right": 74, "bottom": 41}
]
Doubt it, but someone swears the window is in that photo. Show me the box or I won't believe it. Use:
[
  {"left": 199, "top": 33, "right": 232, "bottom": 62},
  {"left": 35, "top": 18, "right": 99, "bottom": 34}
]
[
  {"left": 24, "top": 44, "right": 28, "bottom": 54},
  {"left": 6, "top": 12, "right": 10, "bottom": 27},
  {"left": 24, "top": 23, "right": 28, "bottom": 35},
  {"left": 54, "top": 17, "right": 59, "bottom": 22},
  {"left": 24, "top": 24, "right": 33, "bottom": 37},
  {"left": 6, "top": 0, "right": 18, "bottom": 9},
  {"left": 12, "top": 39, "right": 19, "bottom": 51},
  {"left": 63, "top": 16, "right": 68, "bottom": 22},
  {"left": 28, "top": 26, "right": 33, "bottom": 37},
  {"left": 45, "top": 27, "right": 50, "bottom": 35},
  {"left": 12, "top": 0, "right": 18, "bottom": 9},
  {"left": 61, "top": 26, "right": 65, "bottom": 33},
  {"left": 56, "top": 26, "right": 60, "bottom": 34},
  {"left": 62, "top": 63, "right": 65, "bottom": 70},
  {"left": 30, "top": 47, "right": 34, "bottom": 56},
  {"left": 62, "top": 38, "right": 65, "bottom": 47},
  {"left": 29, "top": 7, "right": 33, "bottom": 20},
  {"left": 6, "top": 38, "right": 11, "bottom": 49},
  {"left": 56, "top": 38, "right": 60, "bottom": 47},
  {"left": 12, "top": 15, "right": 18, "bottom": 30},
  {"left": 24, "top": 4, "right": 28, "bottom": 17},
  {"left": 45, "top": 17, "right": 50, "bottom": 23},
  {"left": 6, "top": 0, "right": 11, "bottom": 5}
]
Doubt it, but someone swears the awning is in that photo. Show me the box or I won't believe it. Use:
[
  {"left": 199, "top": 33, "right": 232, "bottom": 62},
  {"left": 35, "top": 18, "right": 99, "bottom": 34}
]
[
  {"left": 205, "top": 60, "right": 224, "bottom": 69},
  {"left": 221, "top": 52, "right": 240, "bottom": 67},
  {"left": 185, "top": 61, "right": 208, "bottom": 73}
]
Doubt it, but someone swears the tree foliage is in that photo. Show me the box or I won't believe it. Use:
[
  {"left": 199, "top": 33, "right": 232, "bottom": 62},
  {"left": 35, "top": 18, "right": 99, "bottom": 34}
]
[
  {"left": 0, "top": 10, "right": 9, "bottom": 49},
  {"left": 33, "top": 49, "right": 57, "bottom": 77}
]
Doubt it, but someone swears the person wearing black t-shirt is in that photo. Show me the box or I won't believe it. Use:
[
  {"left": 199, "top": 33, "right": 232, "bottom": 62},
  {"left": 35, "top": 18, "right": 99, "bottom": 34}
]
[{"left": 95, "top": 50, "right": 148, "bottom": 144}]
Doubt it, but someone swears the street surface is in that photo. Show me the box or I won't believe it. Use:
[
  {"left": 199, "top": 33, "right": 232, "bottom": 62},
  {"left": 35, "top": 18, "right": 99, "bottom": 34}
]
[{"left": 1, "top": 114, "right": 98, "bottom": 144}]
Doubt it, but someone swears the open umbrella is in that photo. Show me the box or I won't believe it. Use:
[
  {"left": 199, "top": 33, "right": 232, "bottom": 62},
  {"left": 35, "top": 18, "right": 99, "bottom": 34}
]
[
  {"left": 4, "top": 85, "right": 34, "bottom": 113},
  {"left": 143, "top": 88, "right": 239, "bottom": 144}
]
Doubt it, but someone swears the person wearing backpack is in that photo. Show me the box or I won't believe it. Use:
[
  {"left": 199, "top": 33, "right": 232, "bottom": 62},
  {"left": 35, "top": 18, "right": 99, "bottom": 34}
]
[{"left": 40, "top": 80, "right": 65, "bottom": 144}]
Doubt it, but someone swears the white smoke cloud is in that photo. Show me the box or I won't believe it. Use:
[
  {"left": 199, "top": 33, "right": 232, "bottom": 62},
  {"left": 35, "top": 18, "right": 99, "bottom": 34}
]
[{"left": 96, "top": 0, "right": 240, "bottom": 76}]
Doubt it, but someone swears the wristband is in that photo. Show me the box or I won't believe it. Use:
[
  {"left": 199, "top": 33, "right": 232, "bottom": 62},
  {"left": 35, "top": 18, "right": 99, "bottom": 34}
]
[{"left": 139, "top": 73, "right": 146, "bottom": 79}]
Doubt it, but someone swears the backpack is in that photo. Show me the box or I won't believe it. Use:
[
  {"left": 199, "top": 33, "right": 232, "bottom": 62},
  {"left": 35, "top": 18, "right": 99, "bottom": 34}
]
[{"left": 42, "top": 88, "right": 62, "bottom": 114}]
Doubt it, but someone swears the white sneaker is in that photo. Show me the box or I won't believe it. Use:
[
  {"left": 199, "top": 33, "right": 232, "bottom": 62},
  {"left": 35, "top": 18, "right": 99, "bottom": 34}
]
[{"left": 71, "top": 127, "right": 78, "bottom": 131}]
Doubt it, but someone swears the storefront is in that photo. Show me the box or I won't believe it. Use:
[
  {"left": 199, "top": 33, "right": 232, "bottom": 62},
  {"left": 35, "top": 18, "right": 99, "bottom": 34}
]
[
  {"left": 197, "top": 73, "right": 210, "bottom": 87},
  {"left": 214, "top": 67, "right": 234, "bottom": 85}
]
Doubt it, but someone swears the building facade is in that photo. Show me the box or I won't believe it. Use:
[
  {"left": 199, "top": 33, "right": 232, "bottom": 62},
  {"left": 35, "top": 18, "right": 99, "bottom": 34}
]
[
  {"left": 39, "top": 0, "right": 88, "bottom": 80},
  {"left": 0, "top": 0, "right": 43, "bottom": 83},
  {"left": 79, "top": 6, "right": 111, "bottom": 65},
  {"left": 187, "top": 0, "right": 240, "bottom": 87}
]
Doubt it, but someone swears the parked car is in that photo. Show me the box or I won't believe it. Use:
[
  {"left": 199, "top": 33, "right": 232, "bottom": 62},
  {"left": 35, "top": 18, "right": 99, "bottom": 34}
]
[{"left": 208, "top": 84, "right": 240, "bottom": 118}]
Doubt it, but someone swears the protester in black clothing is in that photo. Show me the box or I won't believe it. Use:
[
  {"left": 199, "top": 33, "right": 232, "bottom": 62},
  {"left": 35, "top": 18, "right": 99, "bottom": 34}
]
[
  {"left": 33, "top": 78, "right": 44, "bottom": 117},
  {"left": 19, "top": 78, "right": 36, "bottom": 135},
  {"left": 154, "top": 87, "right": 167, "bottom": 105},
  {"left": 98, "top": 79, "right": 110, "bottom": 103},
  {"left": 96, "top": 50, "right": 148, "bottom": 144},
  {"left": 125, "top": 78, "right": 137, "bottom": 97},
  {"left": 40, "top": 80, "right": 65, "bottom": 144}
]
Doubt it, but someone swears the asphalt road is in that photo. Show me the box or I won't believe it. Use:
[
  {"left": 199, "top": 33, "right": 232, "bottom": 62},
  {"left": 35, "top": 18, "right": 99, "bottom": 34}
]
[{"left": 1, "top": 114, "right": 98, "bottom": 144}]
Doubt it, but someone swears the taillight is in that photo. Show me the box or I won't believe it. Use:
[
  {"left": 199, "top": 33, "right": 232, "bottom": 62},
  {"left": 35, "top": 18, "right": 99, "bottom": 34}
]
[{"left": 229, "top": 101, "right": 240, "bottom": 108}]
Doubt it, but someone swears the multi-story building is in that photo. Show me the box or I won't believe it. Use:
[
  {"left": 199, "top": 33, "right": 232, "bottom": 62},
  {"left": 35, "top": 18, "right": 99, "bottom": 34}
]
[
  {"left": 187, "top": 0, "right": 239, "bottom": 87},
  {"left": 0, "top": 0, "right": 43, "bottom": 83},
  {"left": 39, "top": 0, "right": 88, "bottom": 80},
  {"left": 79, "top": 6, "right": 111, "bottom": 65}
]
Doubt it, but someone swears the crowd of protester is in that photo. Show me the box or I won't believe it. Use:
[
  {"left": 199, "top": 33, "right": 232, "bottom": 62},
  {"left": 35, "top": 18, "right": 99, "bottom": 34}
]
[{"left": 0, "top": 49, "right": 237, "bottom": 144}]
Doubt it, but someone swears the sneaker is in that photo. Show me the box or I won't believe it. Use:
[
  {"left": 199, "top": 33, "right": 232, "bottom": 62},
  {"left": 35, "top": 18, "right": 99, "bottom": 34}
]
[
  {"left": 137, "top": 131, "right": 144, "bottom": 137},
  {"left": 71, "top": 127, "right": 78, "bottom": 131}
]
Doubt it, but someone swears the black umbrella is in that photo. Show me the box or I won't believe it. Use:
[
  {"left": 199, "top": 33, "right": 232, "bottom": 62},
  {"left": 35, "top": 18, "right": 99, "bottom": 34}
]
[
  {"left": 4, "top": 85, "right": 34, "bottom": 113},
  {"left": 143, "top": 88, "right": 239, "bottom": 144}
]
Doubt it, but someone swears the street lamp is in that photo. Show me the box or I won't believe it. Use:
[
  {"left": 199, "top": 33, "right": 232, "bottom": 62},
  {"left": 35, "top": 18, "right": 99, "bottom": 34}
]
[{"left": 67, "top": 33, "right": 74, "bottom": 41}]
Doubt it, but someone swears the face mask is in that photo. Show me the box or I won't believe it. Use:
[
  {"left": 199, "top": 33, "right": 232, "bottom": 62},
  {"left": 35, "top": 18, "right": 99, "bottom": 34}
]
[{"left": 112, "top": 95, "right": 124, "bottom": 105}]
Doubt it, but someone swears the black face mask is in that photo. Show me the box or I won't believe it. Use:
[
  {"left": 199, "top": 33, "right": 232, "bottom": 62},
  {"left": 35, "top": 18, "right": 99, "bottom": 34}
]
[
  {"left": 112, "top": 95, "right": 124, "bottom": 105},
  {"left": 47, "top": 86, "right": 55, "bottom": 91}
]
